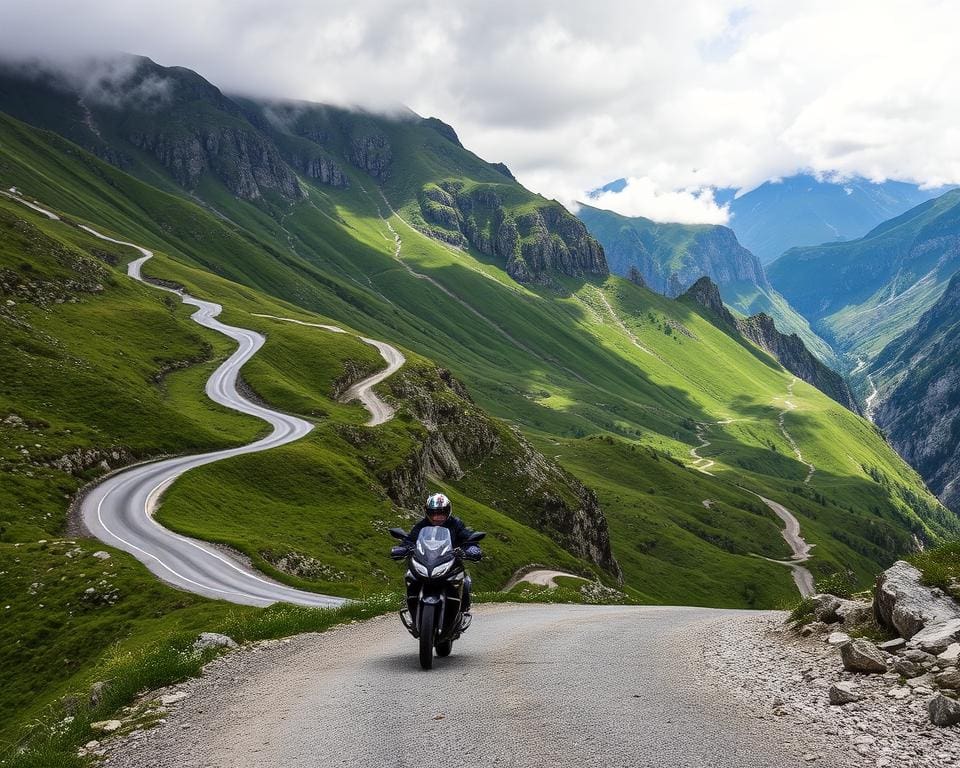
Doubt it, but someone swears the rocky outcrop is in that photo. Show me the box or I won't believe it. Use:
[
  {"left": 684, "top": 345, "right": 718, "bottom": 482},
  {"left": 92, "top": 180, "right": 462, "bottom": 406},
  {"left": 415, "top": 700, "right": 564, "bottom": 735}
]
[
  {"left": 365, "top": 362, "right": 620, "bottom": 578},
  {"left": 872, "top": 271, "right": 960, "bottom": 514},
  {"left": 419, "top": 181, "right": 608, "bottom": 283},
  {"left": 682, "top": 277, "right": 860, "bottom": 412},
  {"left": 422, "top": 117, "right": 462, "bottom": 147},
  {"left": 286, "top": 148, "right": 348, "bottom": 188},
  {"left": 348, "top": 130, "right": 392, "bottom": 181},
  {"left": 489, "top": 162, "right": 516, "bottom": 180},
  {"left": 127, "top": 125, "right": 304, "bottom": 201},
  {"left": 875, "top": 561, "right": 960, "bottom": 639}
]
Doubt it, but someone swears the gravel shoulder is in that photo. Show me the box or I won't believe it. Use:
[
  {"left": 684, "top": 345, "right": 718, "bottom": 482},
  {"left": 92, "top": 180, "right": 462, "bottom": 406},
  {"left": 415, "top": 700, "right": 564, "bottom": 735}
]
[
  {"left": 101, "top": 604, "right": 850, "bottom": 768},
  {"left": 705, "top": 614, "right": 960, "bottom": 767}
]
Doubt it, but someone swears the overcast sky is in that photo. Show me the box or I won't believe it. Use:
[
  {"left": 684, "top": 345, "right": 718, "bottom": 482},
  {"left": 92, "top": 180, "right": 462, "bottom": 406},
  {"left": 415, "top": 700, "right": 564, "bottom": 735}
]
[{"left": 2, "top": 0, "right": 958, "bottom": 223}]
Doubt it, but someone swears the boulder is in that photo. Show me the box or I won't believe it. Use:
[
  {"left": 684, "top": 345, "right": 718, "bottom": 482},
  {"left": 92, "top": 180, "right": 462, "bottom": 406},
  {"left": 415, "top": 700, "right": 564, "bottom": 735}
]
[
  {"left": 193, "top": 632, "right": 238, "bottom": 651},
  {"left": 938, "top": 643, "right": 960, "bottom": 664},
  {"left": 836, "top": 600, "right": 874, "bottom": 627},
  {"left": 828, "top": 681, "right": 862, "bottom": 705},
  {"left": 935, "top": 670, "right": 960, "bottom": 690},
  {"left": 826, "top": 632, "right": 851, "bottom": 646},
  {"left": 903, "top": 648, "right": 938, "bottom": 664},
  {"left": 907, "top": 619, "right": 960, "bottom": 654},
  {"left": 893, "top": 659, "right": 922, "bottom": 678},
  {"left": 841, "top": 638, "right": 888, "bottom": 674},
  {"left": 875, "top": 561, "right": 960, "bottom": 639},
  {"left": 928, "top": 694, "right": 960, "bottom": 727},
  {"left": 809, "top": 594, "right": 843, "bottom": 623}
]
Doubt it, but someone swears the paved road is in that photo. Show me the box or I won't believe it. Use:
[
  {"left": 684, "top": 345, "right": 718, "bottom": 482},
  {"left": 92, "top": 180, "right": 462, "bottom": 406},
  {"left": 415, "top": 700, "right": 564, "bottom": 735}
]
[
  {"left": 70, "top": 224, "right": 400, "bottom": 607},
  {"left": 108, "top": 604, "right": 842, "bottom": 768}
]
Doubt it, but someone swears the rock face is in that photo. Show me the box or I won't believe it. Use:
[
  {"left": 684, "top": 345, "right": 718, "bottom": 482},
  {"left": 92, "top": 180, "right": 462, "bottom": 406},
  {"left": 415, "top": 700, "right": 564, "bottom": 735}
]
[
  {"left": 840, "top": 638, "right": 888, "bottom": 673},
  {"left": 875, "top": 561, "right": 960, "bottom": 639},
  {"left": 872, "top": 270, "right": 960, "bottom": 514},
  {"left": 356, "top": 363, "right": 621, "bottom": 579},
  {"left": 348, "top": 130, "right": 392, "bottom": 181},
  {"left": 419, "top": 181, "right": 608, "bottom": 284},
  {"left": 682, "top": 277, "right": 859, "bottom": 412}
]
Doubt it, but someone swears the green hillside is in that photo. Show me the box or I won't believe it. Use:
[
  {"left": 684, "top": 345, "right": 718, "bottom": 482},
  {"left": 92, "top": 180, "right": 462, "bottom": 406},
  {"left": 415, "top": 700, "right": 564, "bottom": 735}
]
[
  {"left": 577, "top": 203, "right": 836, "bottom": 365},
  {"left": 1, "top": 56, "right": 958, "bottom": 754}
]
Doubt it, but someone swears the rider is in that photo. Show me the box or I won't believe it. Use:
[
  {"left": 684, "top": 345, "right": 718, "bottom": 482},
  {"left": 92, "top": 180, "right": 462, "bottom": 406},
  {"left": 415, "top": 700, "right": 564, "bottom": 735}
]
[{"left": 403, "top": 492, "right": 481, "bottom": 614}]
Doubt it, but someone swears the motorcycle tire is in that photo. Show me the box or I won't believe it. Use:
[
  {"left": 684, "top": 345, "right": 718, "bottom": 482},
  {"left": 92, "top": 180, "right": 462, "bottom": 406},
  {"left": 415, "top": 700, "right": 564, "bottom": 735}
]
[
  {"left": 436, "top": 639, "right": 453, "bottom": 657},
  {"left": 419, "top": 603, "right": 436, "bottom": 670}
]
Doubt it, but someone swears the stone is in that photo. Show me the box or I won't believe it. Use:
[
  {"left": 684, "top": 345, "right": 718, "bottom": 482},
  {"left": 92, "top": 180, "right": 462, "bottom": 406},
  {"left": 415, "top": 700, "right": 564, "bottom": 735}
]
[
  {"left": 92, "top": 551, "right": 111, "bottom": 560},
  {"left": 887, "top": 686, "right": 912, "bottom": 700},
  {"left": 935, "top": 670, "right": 960, "bottom": 690},
  {"left": 878, "top": 638, "right": 907, "bottom": 652},
  {"left": 908, "top": 619, "right": 960, "bottom": 654},
  {"left": 938, "top": 643, "right": 960, "bottom": 664},
  {"left": 160, "top": 692, "right": 189, "bottom": 706},
  {"left": 826, "top": 632, "right": 851, "bottom": 646},
  {"left": 828, "top": 681, "right": 862, "bottom": 705},
  {"left": 90, "top": 719, "right": 122, "bottom": 733},
  {"left": 875, "top": 561, "right": 960, "bottom": 639},
  {"left": 903, "top": 648, "right": 938, "bottom": 664},
  {"left": 841, "top": 638, "right": 888, "bottom": 674},
  {"left": 193, "top": 632, "right": 238, "bottom": 651},
  {"left": 809, "top": 594, "right": 843, "bottom": 624},
  {"left": 835, "top": 600, "right": 874, "bottom": 627},
  {"left": 89, "top": 681, "right": 107, "bottom": 706},
  {"left": 801, "top": 621, "right": 828, "bottom": 637},
  {"left": 928, "top": 694, "right": 960, "bottom": 726},
  {"left": 906, "top": 673, "right": 935, "bottom": 689}
]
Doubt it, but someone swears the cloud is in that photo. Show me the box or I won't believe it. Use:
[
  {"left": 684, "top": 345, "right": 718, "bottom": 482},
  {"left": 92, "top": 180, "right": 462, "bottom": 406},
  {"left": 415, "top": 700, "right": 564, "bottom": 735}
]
[
  {"left": 585, "top": 178, "right": 730, "bottom": 225},
  {"left": 1, "top": 1, "right": 959, "bottom": 220}
]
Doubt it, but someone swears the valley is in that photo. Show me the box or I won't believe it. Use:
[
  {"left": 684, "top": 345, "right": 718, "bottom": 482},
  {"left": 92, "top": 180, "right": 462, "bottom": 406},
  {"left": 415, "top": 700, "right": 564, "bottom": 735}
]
[{"left": 1, "top": 53, "right": 958, "bottom": 760}]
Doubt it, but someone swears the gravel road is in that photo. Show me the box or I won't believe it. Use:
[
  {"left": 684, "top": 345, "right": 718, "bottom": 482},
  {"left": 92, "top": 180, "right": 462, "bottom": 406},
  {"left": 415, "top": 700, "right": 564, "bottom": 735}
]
[{"left": 105, "top": 604, "right": 845, "bottom": 768}]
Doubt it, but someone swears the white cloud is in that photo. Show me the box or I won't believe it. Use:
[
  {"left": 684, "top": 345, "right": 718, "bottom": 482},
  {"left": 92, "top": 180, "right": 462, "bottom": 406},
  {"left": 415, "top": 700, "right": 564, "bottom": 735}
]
[
  {"left": 586, "top": 178, "right": 730, "bottom": 225},
  {"left": 1, "top": 1, "right": 959, "bottom": 222}
]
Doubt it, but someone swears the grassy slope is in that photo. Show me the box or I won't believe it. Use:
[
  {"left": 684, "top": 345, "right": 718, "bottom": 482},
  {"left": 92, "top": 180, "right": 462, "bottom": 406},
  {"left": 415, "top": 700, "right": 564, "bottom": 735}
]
[{"left": 578, "top": 204, "right": 837, "bottom": 365}]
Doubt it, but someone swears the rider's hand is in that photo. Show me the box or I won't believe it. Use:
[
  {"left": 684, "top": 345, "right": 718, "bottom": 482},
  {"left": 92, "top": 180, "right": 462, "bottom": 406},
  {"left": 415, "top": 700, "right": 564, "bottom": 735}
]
[{"left": 453, "top": 547, "right": 465, "bottom": 559}]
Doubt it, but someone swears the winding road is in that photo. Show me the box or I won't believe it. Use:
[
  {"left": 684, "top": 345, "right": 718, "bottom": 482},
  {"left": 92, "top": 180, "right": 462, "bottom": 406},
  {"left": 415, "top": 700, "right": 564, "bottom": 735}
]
[{"left": 6, "top": 193, "right": 406, "bottom": 607}]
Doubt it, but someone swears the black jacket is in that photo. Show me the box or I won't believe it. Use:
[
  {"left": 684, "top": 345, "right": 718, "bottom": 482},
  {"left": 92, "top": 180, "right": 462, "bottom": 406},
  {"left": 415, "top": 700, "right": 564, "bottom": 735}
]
[{"left": 403, "top": 515, "right": 474, "bottom": 548}]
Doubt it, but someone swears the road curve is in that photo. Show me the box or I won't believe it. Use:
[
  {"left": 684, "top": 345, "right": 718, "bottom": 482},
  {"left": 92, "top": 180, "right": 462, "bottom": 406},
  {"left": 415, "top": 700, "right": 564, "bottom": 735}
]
[
  {"left": 105, "top": 604, "right": 843, "bottom": 768},
  {"left": 251, "top": 314, "right": 405, "bottom": 426},
  {"left": 70, "top": 226, "right": 346, "bottom": 606},
  {"left": 756, "top": 495, "right": 816, "bottom": 598}
]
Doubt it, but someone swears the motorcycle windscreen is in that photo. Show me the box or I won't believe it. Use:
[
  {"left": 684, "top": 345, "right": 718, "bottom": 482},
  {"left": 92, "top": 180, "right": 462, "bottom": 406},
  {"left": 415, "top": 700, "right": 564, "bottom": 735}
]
[{"left": 416, "top": 526, "right": 453, "bottom": 566}]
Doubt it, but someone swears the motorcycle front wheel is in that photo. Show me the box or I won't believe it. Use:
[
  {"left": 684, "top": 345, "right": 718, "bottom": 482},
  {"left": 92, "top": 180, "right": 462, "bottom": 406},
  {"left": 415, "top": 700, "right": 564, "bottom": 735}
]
[{"left": 419, "top": 603, "right": 436, "bottom": 670}]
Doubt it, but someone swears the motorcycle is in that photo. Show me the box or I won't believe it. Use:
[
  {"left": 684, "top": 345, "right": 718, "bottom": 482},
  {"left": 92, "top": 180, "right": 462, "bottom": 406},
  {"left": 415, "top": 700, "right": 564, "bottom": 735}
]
[{"left": 389, "top": 526, "right": 485, "bottom": 669}]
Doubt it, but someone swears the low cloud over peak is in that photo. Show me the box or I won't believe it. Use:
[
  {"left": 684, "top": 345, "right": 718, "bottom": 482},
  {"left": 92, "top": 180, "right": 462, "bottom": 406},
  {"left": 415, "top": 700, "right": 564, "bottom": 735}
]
[{"left": 2, "top": 1, "right": 959, "bottom": 223}]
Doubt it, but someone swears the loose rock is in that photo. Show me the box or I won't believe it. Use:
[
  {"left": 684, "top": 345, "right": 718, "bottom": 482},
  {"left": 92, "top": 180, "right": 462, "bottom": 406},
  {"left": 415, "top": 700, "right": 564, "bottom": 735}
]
[
  {"left": 928, "top": 694, "right": 960, "bottom": 727},
  {"left": 828, "top": 681, "right": 862, "bottom": 705},
  {"left": 193, "top": 632, "right": 238, "bottom": 651},
  {"left": 840, "top": 638, "right": 888, "bottom": 673},
  {"left": 91, "top": 719, "right": 122, "bottom": 733}
]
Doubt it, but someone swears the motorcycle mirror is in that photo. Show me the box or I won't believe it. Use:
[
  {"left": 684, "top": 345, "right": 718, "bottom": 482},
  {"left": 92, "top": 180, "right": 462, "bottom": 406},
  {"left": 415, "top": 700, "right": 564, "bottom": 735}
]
[
  {"left": 466, "top": 531, "right": 486, "bottom": 543},
  {"left": 388, "top": 527, "right": 408, "bottom": 540}
]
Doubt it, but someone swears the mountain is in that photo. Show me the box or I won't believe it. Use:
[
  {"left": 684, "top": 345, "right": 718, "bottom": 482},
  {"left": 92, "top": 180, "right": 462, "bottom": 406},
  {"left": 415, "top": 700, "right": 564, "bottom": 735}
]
[
  {"left": 681, "top": 278, "right": 859, "bottom": 412},
  {"left": 577, "top": 203, "right": 837, "bottom": 364},
  {"left": 1, "top": 54, "right": 957, "bottom": 746},
  {"left": 725, "top": 174, "right": 947, "bottom": 264},
  {"left": 870, "top": 271, "right": 960, "bottom": 513},
  {"left": 0, "top": 56, "right": 606, "bottom": 286},
  {"left": 768, "top": 189, "right": 960, "bottom": 363}
]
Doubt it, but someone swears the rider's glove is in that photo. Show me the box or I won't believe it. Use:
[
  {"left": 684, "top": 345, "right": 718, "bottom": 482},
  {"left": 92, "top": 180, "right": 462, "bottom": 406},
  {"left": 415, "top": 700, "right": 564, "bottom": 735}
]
[
  {"left": 464, "top": 545, "right": 483, "bottom": 561},
  {"left": 390, "top": 545, "right": 411, "bottom": 560}
]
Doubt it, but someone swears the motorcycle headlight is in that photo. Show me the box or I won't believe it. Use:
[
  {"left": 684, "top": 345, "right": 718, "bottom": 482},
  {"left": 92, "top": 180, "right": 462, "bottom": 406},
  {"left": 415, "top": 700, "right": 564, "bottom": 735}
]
[
  {"left": 431, "top": 559, "right": 454, "bottom": 577},
  {"left": 412, "top": 560, "right": 429, "bottom": 577}
]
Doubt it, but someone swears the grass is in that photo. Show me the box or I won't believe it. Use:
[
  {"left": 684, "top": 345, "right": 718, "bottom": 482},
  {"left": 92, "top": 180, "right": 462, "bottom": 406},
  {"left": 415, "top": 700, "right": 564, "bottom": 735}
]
[{"left": 909, "top": 540, "right": 960, "bottom": 600}]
